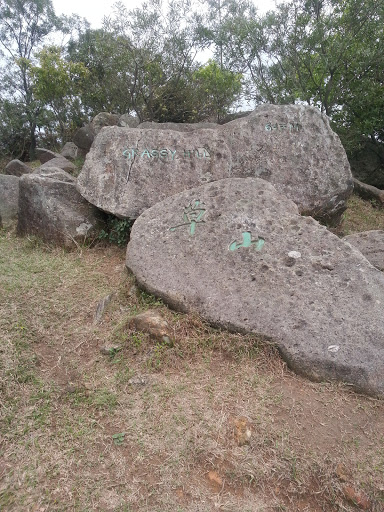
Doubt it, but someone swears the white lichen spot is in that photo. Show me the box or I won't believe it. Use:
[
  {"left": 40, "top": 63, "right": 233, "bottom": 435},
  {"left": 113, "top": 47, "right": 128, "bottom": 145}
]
[{"left": 76, "top": 222, "right": 92, "bottom": 236}]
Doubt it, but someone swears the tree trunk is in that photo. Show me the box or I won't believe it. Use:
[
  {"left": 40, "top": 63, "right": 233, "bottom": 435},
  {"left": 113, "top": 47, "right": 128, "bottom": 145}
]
[{"left": 29, "top": 121, "right": 37, "bottom": 161}]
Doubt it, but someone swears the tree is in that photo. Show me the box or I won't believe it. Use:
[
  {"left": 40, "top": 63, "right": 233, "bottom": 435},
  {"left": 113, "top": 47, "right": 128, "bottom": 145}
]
[
  {"left": 192, "top": 60, "right": 242, "bottom": 122},
  {"left": 69, "top": 0, "right": 243, "bottom": 123},
  {"left": 30, "top": 46, "right": 88, "bottom": 141},
  {"left": 67, "top": 28, "right": 137, "bottom": 116},
  {"left": 245, "top": 0, "right": 384, "bottom": 152},
  {"left": 0, "top": 99, "right": 30, "bottom": 158},
  {"left": 0, "top": 0, "right": 83, "bottom": 158}
]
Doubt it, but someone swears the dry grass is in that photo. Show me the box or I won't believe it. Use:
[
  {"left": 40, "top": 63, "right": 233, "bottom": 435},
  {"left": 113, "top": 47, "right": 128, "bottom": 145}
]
[
  {"left": 336, "top": 194, "right": 384, "bottom": 236},
  {"left": 1, "top": 219, "right": 384, "bottom": 511}
]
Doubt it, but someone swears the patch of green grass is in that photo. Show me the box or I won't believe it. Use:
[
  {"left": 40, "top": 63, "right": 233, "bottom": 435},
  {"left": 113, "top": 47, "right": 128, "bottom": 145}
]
[
  {"left": 114, "top": 367, "right": 135, "bottom": 384},
  {"left": 0, "top": 488, "right": 16, "bottom": 508},
  {"left": 137, "top": 289, "right": 164, "bottom": 308},
  {"left": 67, "top": 388, "right": 118, "bottom": 412}
]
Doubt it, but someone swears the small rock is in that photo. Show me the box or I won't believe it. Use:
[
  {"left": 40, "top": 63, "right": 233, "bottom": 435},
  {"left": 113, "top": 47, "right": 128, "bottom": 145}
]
[
  {"left": 94, "top": 293, "right": 115, "bottom": 324},
  {"left": 128, "top": 376, "right": 147, "bottom": 386},
  {"left": 233, "top": 416, "right": 252, "bottom": 446},
  {"left": 343, "top": 485, "right": 371, "bottom": 510},
  {"left": 92, "top": 112, "right": 120, "bottom": 135},
  {"left": 100, "top": 344, "right": 121, "bottom": 356},
  {"left": 4, "top": 159, "right": 32, "bottom": 177},
  {"left": 335, "top": 463, "right": 349, "bottom": 482},
  {"left": 61, "top": 142, "right": 80, "bottom": 161},
  {"left": 119, "top": 114, "right": 140, "bottom": 128},
  {"left": 127, "top": 310, "right": 173, "bottom": 345}
]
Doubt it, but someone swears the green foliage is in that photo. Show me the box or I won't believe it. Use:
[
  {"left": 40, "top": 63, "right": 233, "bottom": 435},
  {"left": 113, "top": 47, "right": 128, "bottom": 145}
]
[
  {"left": 67, "top": 28, "right": 135, "bottom": 116},
  {"left": 0, "top": 0, "right": 383, "bottom": 157},
  {"left": 247, "top": 0, "right": 384, "bottom": 150},
  {"left": 192, "top": 60, "right": 242, "bottom": 122},
  {"left": 0, "top": 99, "right": 30, "bottom": 158},
  {"left": 112, "top": 432, "right": 126, "bottom": 445},
  {"left": 0, "top": 0, "right": 62, "bottom": 158},
  {"left": 98, "top": 215, "right": 133, "bottom": 247},
  {"left": 30, "top": 46, "right": 89, "bottom": 141}
]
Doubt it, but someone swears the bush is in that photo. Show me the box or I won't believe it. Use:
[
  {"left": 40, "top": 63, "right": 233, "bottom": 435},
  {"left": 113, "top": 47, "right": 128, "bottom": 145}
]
[{"left": 98, "top": 215, "right": 133, "bottom": 247}]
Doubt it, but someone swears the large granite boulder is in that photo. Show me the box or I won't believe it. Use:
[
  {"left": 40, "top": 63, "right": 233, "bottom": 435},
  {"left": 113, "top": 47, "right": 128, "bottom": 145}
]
[
  {"left": 36, "top": 148, "right": 61, "bottom": 164},
  {"left": 17, "top": 168, "right": 105, "bottom": 248},
  {"left": 78, "top": 126, "right": 232, "bottom": 219},
  {"left": 40, "top": 156, "right": 76, "bottom": 173},
  {"left": 73, "top": 124, "right": 95, "bottom": 151},
  {"left": 138, "top": 121, "right": 217, "bottom": 131},
  {"left": 119, "top": 114, "right": 140, "bottom": 128},
  {"left": 221, "top": 104, "right": 352, "bottom": 224},
  {"left": 344, "top": 230, "right": 384, "bottom": 271},
  {"left": 126, "top": 178, "right": 384, "bottom": 399},
  {"left": 77, "top": 104, "right": 352, "bottom": 223},
  {"left": 92, "top": 112, "right": 120, "bottom": 135},
  {"left": 0, "top": 175, "right": 19, "bottom": 227},
  {"left": 4, "top": 159, "right": 32, "bottom": 177}
]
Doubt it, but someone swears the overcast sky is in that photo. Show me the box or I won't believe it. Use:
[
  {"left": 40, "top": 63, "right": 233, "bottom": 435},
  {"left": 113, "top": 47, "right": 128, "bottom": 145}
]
[{"left": 53, "top": 0, "right": 279, "bottom": 28}]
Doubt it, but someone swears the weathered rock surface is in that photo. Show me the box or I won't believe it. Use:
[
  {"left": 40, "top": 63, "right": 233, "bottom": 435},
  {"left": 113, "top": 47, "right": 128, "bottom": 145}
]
[
  {"left": 126, "top": 310, "right": 173, "bottom": 345},
  {"left": 18, "top": 167, "right": 105, "bottom": 247},
  {"left": 126, "top": 178, "right": 384, "bottom": 398},
  {"left": 61, "top": 142, "right": 81, "bottom": 161},
  {"left": 78, "top": 105, "right": 352, "bottom": 223},
  {"left": 4, "top": 159, "right": 32, "bottom": 177},
  {"left": 73, "top": 124, "right": 95, "bottom": 151},
  {"left": 40, "top": 156, "right": 76, "bottom": 173},
  {"left": 32, "top": 167, "right": 74, "bottom": 181},
  {"left": 0, "top": 174, "right": 19, "bottom": 227},
  {"left": 36, "top": 148, "right": 61, "bottom": 164},
  {"left": 118, "top": 114, "right": 140, "bottom": 128},
  {"left": 221, "top": 104, "right": 352, "bottom": 224},
  {"left": 344, "top": 230, "right": 384, "bottom": 271},
  {"left": 138, "top": 121, "right": 217, "bottom": 131},
  {"left": 92, "top": 112, "right": 120, "bottom": 135},
  {"left": 77, "top": 126, "right": 232, "bottom": 219}
]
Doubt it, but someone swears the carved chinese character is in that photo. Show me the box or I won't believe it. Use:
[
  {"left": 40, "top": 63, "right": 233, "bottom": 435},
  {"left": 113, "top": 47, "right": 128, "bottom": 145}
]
[
  {"left": 169, "top": 200, "right": 206, "bottom": 236},
  {"left": 229, "top": 232, "right": 265, "bottom": 251}
]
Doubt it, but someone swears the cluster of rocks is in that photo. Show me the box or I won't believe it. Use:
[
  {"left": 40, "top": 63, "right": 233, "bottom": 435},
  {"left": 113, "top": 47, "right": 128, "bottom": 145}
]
[
  {"left": 2, "top": 105, "right": 384, "bottom": 399},
  {"left": 1, "top": 145, "right": 104, "bottom": 246},
  {"left": 77, "top": 105, "right": 353, "bottom": 225}
]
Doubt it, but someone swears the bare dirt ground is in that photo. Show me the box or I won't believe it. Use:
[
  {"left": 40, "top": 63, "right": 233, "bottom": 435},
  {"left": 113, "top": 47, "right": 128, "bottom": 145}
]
[{"left": 1, "top": 195, "right": 384, "bottom": 511}]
